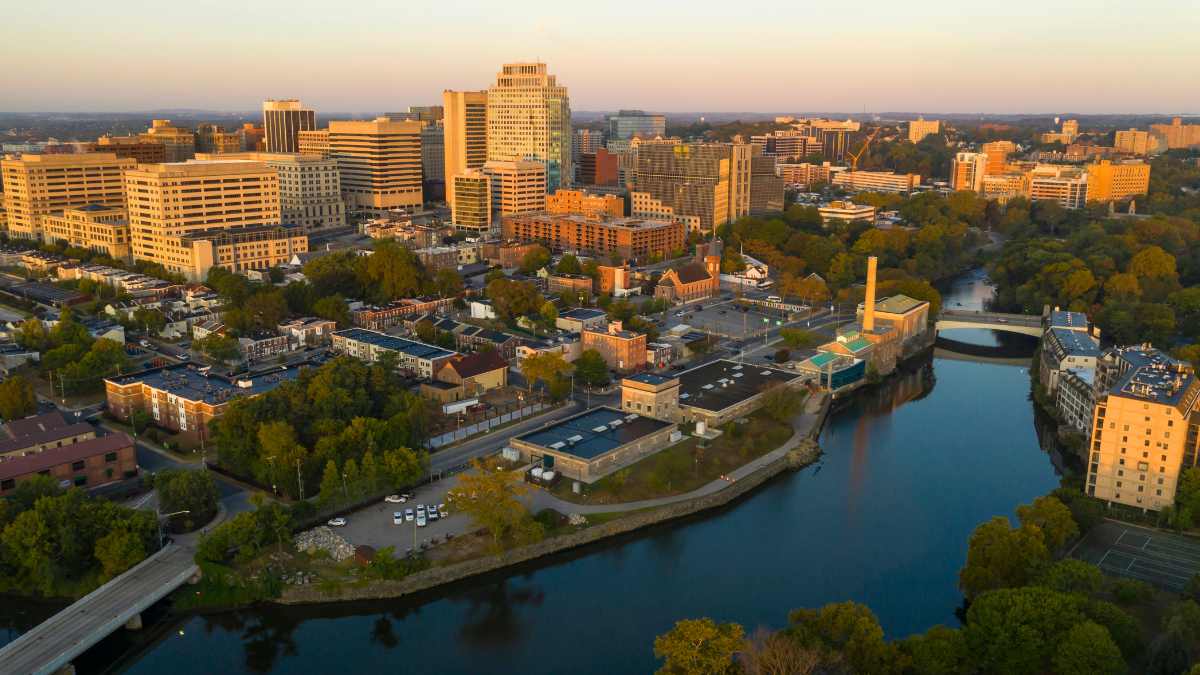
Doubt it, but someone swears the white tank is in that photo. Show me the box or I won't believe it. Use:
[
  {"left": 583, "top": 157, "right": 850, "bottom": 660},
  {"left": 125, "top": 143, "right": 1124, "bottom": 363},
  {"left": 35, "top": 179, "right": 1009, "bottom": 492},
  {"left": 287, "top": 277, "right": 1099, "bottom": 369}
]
[{"left": 696, "top": 421, "right": 707, "bottom": 435}]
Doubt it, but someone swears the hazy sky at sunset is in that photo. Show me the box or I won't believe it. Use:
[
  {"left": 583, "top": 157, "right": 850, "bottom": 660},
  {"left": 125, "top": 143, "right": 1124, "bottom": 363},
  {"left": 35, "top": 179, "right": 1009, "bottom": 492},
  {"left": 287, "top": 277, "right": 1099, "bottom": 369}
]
[{"left": 3, "top": 0, "right": 1197, "bottom": 114}]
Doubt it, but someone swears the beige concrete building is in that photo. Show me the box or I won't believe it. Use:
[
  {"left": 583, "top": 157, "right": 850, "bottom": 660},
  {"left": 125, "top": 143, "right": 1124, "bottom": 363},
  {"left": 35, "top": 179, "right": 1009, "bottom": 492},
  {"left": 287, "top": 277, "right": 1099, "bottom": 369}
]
[
  {"left": 93, "top": 135, "right": 168, "bottom": 163},
  {"left": 1029, "top": 165, "right": 1088, "bottom": 209},
  {"left": 487, "top": 62, "right": 571, "bottom": 191},
  {"left": 483, "top": 160, "right": 546, "bottom": 217},
  {"left": 546, "top": 189, "right": 623, "bottom": 220},
  {"left": 42, "top": 205, "right": 132, "bottom": 260},
  {"left": 1114, "top": 129, "right": 1159, "bottom": 156},
  {"left": 818, "top": 201, "right": 875, "bottom": 225},
  {"left": 195, "top": 124, "right": 243, "bottom": 154},
  {"left": 329, "top": 118, "right": 424, "bottom": 216},
  {"left": 1, "top": 152, "right": 135, "bottom": 240},
  {"left": 1150, "top": 118, "right": 1200, "bottom": 150},
  {"left": 1086, "top": 159, "right": 1150, "bottom": 203},
  {"left": 981, "top": 141, "right": 1018, "bottom": 175},
  {"left": 951, "top": 152, "right": 987, "bottom": 192},
  {"left": 981, "top": 172, "right": 1030, "bottom": 202},
  {"left": 635, "top": 140, "right": 752, "bottom": 233},
  {"left": 124, "top": 160, "right": 284, "bottom": 279},
  {"left": 503, "top": 213, "right": 683, "bottom": 262},
  {"left": 140, "top": 120, "right": 195, "bottom": 161},
  {"left": 297, "top": 129, "right": 331, "bottom": 157},
  {"left": 1087, "top": 347, "right": 1200, "bottom": 511},
  {"left": 832, "top": 170, "right": 920, "bottom": 194},
  {"left": 196, "top": 152, "right": 345, "bottom": 232},
  {"left": 777, "top": 162, "right": 846, "bottom": 188},
  {"left": 263, "top": 99, "right": 316, "bottom": 153},
  {"left": 908, "top": 118, "right": 940, "bottom": 144},
  {"left": 443, "top": 90, "right": 488, "bottom": 210},
  {"left": 181, "top": 225, "right": 307, "bottom": 278},
  {"left": 450, "top": 170, "right": 492, "bottom": 234},
  {"left": 630, "top": 191, "right": 701, "bottom": 232}
]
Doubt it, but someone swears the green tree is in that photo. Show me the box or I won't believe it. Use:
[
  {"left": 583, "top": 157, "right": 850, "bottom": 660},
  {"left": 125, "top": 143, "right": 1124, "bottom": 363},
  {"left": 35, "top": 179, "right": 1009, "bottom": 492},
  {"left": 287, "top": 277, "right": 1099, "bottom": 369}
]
[
  {"left": 131, "top": 307, "right": 167, "bottom": 334},
  {"left": 1052, "top": 621, "right": 1125, "bottom": 675},
  {"left": 1036, "top": 559, "right": 1103, "bottom": 595},
  {"left": 94, "top": 528, "right": 146, "bottom": 581},
  {"left": 16, "top": 319, "right": 48, "bottom": 352},
  {"left": 959, "top": 516, "right": 1050, "bottom": 599},
  {"left": 194, "top": 333, "right": 241, "bottom": 364},
  {"left": 786, "top": 601, "right": 902, "bottom": 674},
  {"left": 521, "top": 351, "right": 573, "bottom": 393},
  {"left": 0, "top": 375, "right": 38, "bottom": 421},
  {"left": 964, "top": 586, "right": 1084, "bottom": 673},
  {"left": 555, "top": 253, "right": 582, "bottom": 275},
  {"left": 519, "top": 245, "right": 551, "bottom": 274},
  {"left": 319, "top": 459, "right": 342, "bottom": 505},
  {"left": 653, "top": 618, "right": 744, "bottom": 675},
  {"left": 1016, "top": 495, "right": 1079, "bottom": 552},
  {"left": 539, "top": 300, "right": 559, "bottom": 327},
  {"left": 900, "top": 625, "right": 967, "bottom": 675},
  {"left": 312, "top": 295, "right": 352, "bottom": 328},
  {"left": 778, "top": 328, "right": 822, "bottom": 350},
  {"left": 574, "top": 349, "right": 610, "bottom": 388},
  {"left": 445, "top": 459, "right": 541, "bottom": 551},
  {"left": 154, "top": 470, "right": 219, "bottom": 530}
]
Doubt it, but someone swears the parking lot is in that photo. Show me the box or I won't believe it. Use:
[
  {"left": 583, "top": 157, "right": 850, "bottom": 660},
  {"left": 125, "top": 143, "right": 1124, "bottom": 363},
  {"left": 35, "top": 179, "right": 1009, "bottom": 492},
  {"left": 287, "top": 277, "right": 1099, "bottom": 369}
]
[
  {"left": 1072, "top": 521, "right": 1200, "bottom": 592},
  {"left": 335, "top": 477, "right": 471, "bottom": 556},
  {"left": 669, "top": 300, "right": 793, "bottom": 341}
]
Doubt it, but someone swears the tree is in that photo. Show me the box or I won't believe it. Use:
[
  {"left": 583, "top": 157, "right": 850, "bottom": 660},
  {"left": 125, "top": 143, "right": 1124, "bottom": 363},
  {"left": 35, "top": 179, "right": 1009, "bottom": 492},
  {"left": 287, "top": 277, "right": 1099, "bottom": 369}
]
[
  {"left": 154, "top": 470, "right": 219, "bottom": 529},
  {"left": 786, "top": 601, "right": 901, "bottom": 674},
  {"left": 964, "top": 586, "right": 1084, "bottom": 673},
  {"left": 380, "top": 447, "right": 425, "bottom": 488},
  {"left": 1052, "top": 621, "right": 1125, "bottom": 675},
  {"left": 131, "top": 307, "right": 167, "bottom": 335},
  {"left": 0, "top": 375, "right": 38, "bottom": 421},
  {"left": 761, "top": 383, "right": 803, "bottom": 422},
  {"left": 521, "top": 352, "right": 573, "bottom": 393},
  {"left": 653, "top": 618, "right": 744, "bottom": 675},
  {"left": 433, "top": 268, "right": 464, "bottom": 298},
  {"left": 900, "top": 625, "right": 967, "bottom": 675},
  {"left": 445, "top": 459, "right": 540, "bottom": 550},
  {"left": 958, "top": 516, "right": 1050, "bottom": 599},
  {"left": 16, "top": 319, "right": 48, "bottom": 352},
  {"left": 312, "top": 295, "right": 352, "bottom": 327},
  {"left": 319, "top": 459, "right": 342, "bottom": 506},
  {"left": 94, "top": 528, "right": 146, "bottom": 581},
  {"left": 555, "top": 253, "right": 582, "bottom": 275},
  {"left": 519, "top": 245, "right": 551, "bottom": 274},
  {"left": 194, "top": 333, "right": 240, "bottom": 364},
  {"left": 779, "top": 328, "right": 821, "bottom": 350},
  {"left": 539, "top": 300, "right": 559, "bottom": 328},
  {"left": 740, "top": 628, "right": 820, "bottom": 675},
  {"left": 574, "top": 349, "right": 610, "bottom": 388},
  {"left": 1016, "top": 495, "right": 1079, "bottom": 552},
  {"left": 1036, "top": 559, "right": 1103, "bottom": 595},
  {"left": 485, "top": 277, "right": 543, "bottom": 324}
]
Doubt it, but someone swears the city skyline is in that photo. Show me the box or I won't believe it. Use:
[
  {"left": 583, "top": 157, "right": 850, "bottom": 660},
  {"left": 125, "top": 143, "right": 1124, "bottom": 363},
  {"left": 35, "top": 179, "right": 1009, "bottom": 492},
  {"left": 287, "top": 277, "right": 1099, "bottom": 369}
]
[{"left": 2, "top": 0, "right": 1197, "bottom": 114}]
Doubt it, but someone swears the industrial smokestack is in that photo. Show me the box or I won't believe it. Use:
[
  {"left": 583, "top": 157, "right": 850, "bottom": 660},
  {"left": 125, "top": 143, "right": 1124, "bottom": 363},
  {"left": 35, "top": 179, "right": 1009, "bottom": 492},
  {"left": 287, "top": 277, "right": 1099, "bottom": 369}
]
[{"left": 863, "top": 256, "right": 878, "bottom": 333}]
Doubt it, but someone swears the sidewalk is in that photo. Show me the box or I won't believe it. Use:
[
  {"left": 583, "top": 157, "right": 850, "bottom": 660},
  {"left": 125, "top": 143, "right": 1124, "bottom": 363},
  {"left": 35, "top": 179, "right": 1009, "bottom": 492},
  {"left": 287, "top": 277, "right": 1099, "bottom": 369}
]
[{"left": 528, "top": 394, "right": 826, "bottom": 516}]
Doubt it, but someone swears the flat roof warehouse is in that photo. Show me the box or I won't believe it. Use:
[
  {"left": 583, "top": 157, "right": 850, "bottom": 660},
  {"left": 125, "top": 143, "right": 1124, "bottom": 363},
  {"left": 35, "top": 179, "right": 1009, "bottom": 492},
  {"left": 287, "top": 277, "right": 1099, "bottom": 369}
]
[
  {"left": 677, "top": 360, "right": 800, "bottom": 413},
  {"left": 516, "top": 407, "right": 673, "bottom": 460}
]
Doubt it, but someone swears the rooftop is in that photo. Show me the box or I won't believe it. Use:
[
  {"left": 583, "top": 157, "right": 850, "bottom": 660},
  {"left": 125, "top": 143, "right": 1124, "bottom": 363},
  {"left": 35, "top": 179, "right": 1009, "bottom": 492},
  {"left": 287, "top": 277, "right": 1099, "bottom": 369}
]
[
  {"left": 106, "top": 363, "right": 301, "bottom": 405},
  {"left": 515, "top": 406, "right": 672, "bottom": 461},
  {"left": 334, "top": 328, "right": 457, "bottom": 361},
  {"left": 873, "top": 294, "right": 928, "bottom": 315},
  {"left": 676, "top": 359, "right": 800, "bottom": 413},
  {"left": 1109, "top": 347, "right": 1196, "bottom": 408},
  {"left": 0, "top": 433, "right": 133, "bottom": 481},
  {"left": 625, "top": 372, "right": 678, "bottom": 386},
  {"left": 1048, "top": 310, "right": 1089, "bottom": 330},
  {"left": 1047, "top": 327, "right": 1100, "bottom": 359},
  {"left": 561, "top": 308, "right": 607, "bottom": 321},
  {"left": 1, "top": 411, "right": 67, "bottom": 439}
]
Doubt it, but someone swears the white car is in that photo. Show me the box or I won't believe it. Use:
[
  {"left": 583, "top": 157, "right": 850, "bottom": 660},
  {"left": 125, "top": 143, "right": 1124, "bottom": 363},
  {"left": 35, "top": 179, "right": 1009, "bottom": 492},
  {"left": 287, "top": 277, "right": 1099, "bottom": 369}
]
[
  {"left": 404, "top": 508, "right": 414, "bottom": 522},
  {"left": 416, "top": 504, "right": 426, "bottom": 516},
  {"left": 392, "top": 512, "right": 403, "bottom": 525},
  {"left": 327, "top": 518, "right": 347, "bottom": 527},
  {"left": 416, "top": 514, "right": 427, "bottom": 528},
  {"left": 385, "top": 494, "right": 405, "bottom": 504},
  {"left": 428, "top": 506, "right": 439, "bottom": 521}
]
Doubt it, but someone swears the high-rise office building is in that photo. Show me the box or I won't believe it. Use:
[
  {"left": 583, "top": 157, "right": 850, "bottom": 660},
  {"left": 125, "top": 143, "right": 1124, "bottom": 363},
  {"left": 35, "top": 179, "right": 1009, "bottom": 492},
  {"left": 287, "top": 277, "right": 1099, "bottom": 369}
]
[
  {"left": 750, "top": 130, "right": 822, "bottom": 161},
  {"left": 577, "top": 148, "right": 619, "bottom": 187},
  {"left": 573, "top": 129, "right": 605, "bottom": 156},
  {"left": 606, "top": 110, "right": 666, "bottom": 142},
  {"left": 140, "top": 120, "right": 195, "bottom": 162},
  {"left": 1086, "top": 160, "right": 1150, "bottom": 203},
  {"left": 329, "top": 118, "right": 424, "bottom": 216},
  {"left": 908, "top": 119, "right": 941, "bottom": 144},
  {"left": 482, "top": 160, "right": 546, "bottom": 217},
  {"left": 421, "top": 121, "right": 446, "bottom": 201},
  {"left": 297, "top": 129, "right": 330, "bottom": 157},
  {"left": 790, "top": 119, "right": 861, "bottom": 161},
  {"left": 749, "top": 151, "right": 784, "bottom": 215},
  {"left": 1029, "top": 165, "right": 1088, "bottom": 209},
  {"left": 443, "top": 90, "right": 488, "bottom": 210},
  {"left": 1, "top": 153, "right": 135, "bottom": 240},
  {"left": 195, "top": 152, "right": 346, "bottom": 232},
  {"left": 92, "top": 135, "right": 168, "bottom": 163},
  {"left": 634, "top": 140, "right": 752, "bottom": 233},
  {"left": 980, "top": 141, "right": 1017, "bottom": 175},
  {"left": 486, "top": 62, "right": 571, "bottom": 191},
  {"left": 951, "top": 152, "right": 988, "bottom": 192},
  {"left": 386, "top": 106, "right": 444, "bottom": 123},
  {"left": 263, "top": 99, "right": 316, "bottom": 153},
  {"left": 239, "top": 123, "right": 265, "bottom": 151},
  {"left": 195, "top": 124, "right": 243, "bottom": 154},
  {"left": 450, "top": 170, "right": 492, "bottom": 234},
  {"left": 124, "top": 160, "right": 299, "bottom": 279}
]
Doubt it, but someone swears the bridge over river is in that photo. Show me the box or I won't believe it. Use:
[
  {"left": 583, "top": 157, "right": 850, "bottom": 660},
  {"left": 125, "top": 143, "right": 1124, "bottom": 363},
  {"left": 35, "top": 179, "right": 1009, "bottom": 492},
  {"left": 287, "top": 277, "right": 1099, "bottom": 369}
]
[
  {"left": 0, "top": 544, "right": 198, "bottom": 675},
  {"left": 936, "top": 309, "right": 1043, "bottom": 337}
]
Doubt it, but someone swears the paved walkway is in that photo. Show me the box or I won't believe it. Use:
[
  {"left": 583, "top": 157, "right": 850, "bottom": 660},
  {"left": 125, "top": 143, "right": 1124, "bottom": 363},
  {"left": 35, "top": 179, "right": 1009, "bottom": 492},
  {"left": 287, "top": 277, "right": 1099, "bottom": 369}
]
[{"left": 528, "top": 394, "right": 827, "bottom": 515}]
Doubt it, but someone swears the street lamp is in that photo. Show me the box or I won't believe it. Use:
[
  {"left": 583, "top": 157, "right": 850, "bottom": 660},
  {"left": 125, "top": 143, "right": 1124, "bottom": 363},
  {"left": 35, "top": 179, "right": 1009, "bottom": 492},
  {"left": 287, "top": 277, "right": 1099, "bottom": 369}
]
[{"left": 157, "top": 509, "right": 191, "bottom": 550}]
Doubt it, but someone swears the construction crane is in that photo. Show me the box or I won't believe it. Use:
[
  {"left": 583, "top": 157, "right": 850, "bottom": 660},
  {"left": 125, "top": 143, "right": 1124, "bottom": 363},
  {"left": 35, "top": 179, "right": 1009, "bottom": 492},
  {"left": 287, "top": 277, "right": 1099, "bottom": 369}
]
[{"left": 846, "top": 126, "right": 881, "bottom": 174}]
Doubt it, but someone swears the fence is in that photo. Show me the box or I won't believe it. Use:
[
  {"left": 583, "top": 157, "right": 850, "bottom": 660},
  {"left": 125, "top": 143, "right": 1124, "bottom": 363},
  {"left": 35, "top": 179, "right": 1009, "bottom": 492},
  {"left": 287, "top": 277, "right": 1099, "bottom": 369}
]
[{"left": 428, "top": 402, "right": 550, "bottom": 448}]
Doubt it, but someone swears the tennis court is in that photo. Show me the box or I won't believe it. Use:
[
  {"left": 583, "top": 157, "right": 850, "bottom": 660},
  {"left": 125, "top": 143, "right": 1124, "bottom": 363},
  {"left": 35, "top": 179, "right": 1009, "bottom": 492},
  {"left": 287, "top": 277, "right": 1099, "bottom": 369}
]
[{"left": 1072, "top": 521, "right": 1200, "bottom": 592}]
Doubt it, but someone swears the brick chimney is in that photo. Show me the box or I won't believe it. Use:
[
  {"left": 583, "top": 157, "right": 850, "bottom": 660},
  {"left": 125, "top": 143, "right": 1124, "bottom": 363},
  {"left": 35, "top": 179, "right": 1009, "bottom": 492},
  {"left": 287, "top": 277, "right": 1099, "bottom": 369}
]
[{"left": 863, "top": 256, "right": 878, "bottom": 333}]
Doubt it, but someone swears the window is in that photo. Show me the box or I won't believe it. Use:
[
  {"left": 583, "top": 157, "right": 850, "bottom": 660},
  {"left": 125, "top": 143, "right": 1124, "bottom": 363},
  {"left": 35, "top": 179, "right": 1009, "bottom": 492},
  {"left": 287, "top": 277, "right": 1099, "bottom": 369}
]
[
  {"left": 73, "top": 476, "right": 87, "bottom": 487},
  {"left": 0, "top": 479, "right": 13, "bottom": 491},
  {"left": 71, "top": 460, "right": 85, "bottom": 471},
  {"left": 104, "top": 452, "right": 117, "bottom": 463}
]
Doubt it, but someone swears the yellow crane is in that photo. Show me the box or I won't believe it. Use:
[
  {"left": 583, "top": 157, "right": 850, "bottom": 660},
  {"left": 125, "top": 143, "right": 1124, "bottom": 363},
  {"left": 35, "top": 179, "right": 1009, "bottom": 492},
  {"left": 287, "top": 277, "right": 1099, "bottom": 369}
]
[{"left": 846, "top": 126, "right": 881, "bottom": 174}]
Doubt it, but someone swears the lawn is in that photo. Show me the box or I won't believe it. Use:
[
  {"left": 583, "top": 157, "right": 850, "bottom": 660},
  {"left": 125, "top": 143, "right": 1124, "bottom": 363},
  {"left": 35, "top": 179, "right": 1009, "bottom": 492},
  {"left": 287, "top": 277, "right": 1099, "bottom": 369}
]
[{"left": 549, "top": 411, "right": 794, "bottom": 506}]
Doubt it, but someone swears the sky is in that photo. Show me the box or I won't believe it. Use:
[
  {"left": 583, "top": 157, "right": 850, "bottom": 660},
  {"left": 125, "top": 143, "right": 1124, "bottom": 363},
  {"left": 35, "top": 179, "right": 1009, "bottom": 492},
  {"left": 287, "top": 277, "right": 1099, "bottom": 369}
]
[{"left": 2, "top": 0, "right": 1198, "bottom": 114}]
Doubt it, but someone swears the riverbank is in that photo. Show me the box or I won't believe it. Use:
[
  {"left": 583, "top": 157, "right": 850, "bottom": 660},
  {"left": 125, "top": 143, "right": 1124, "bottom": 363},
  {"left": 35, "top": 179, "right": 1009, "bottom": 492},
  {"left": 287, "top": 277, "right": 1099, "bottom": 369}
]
[{"left": 276, "top": 394, "right": 831, "bottom": 605}]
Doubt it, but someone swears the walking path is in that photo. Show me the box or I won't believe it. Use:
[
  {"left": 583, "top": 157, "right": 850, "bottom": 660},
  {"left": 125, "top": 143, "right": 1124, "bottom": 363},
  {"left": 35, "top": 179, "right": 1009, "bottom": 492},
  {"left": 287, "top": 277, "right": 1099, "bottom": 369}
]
[{"left": 527, "top": 394, "right": 827, "bottom": 515}]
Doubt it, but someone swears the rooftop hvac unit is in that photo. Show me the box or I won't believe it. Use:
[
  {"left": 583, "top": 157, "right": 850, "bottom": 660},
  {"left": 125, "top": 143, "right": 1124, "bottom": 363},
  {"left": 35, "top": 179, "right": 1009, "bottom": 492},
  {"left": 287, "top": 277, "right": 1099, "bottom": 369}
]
[
  {"left": 702, "top": 384, "right": 714, "bottom": 390},
  {"left": 760, "top": 371, "right": 772, "bottom": 376},
  {"left": 592, "top": 426, "right": 609, "bottom": 433},
  {"left": 609, "top": 419, "right": 623, "bottom": 428},
  {"left": 549, "top": 441, "right": 566, "bottom": 450},
  {"left": 624, "top": 413, "right": 639, "bottom": 421}
]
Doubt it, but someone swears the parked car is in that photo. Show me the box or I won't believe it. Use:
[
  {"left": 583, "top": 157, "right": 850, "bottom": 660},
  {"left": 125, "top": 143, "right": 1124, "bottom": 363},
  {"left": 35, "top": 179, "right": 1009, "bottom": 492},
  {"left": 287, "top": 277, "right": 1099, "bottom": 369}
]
[
  {"left": 428, "top": 506, "right": 440, "bottom": 521},
  {"left": 416, "top": 504, "right": 426, "bottom": 516},
  {"left": 416, "top": 514, "right": 427, "bottom": 528},
  {"left": 327, "top": 518, "right": 346, "bottom": 527},
  {"left": 392, "top": 512, "right": 403, "bottom": 525},
  {"left": 138, "top": 339, "right": 152, "bottom": 348},
  {"left": 385, "top": 494, "right": 405, "bottom": 504},
  {"left": 404, "top": 508, "right": 414, "bottom": 522}
]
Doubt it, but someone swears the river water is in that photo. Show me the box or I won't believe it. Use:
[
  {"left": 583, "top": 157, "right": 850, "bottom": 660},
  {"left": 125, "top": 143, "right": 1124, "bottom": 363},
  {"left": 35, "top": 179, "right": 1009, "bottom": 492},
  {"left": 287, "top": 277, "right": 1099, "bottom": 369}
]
[{"left": 18, "top": 269, "right": 1062, "bottom": 674}]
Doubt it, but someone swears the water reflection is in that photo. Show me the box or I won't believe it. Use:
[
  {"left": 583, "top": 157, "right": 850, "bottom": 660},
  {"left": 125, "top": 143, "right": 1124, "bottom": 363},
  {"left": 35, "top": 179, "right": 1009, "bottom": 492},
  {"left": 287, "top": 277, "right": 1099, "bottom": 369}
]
[{"left": 453, "top": 580, "right": 545, "bottom": 647}]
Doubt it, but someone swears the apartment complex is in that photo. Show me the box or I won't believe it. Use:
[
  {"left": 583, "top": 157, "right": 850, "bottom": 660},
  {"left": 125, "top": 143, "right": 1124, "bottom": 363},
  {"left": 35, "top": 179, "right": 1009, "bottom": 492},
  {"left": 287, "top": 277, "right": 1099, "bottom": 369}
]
[
  {"left": 607, "top": 110, "right": 666, "bottom": 142},
  {"left": 908, "top": 119, "right": 940, "bottom": 144},
  {"left": 1086, "top": 160, "right": 1151, "bottom": 203},
  {"left": 483, "top": 160, "right": 546, "bottom": 216},
  {"left": 981, "top": 141, "right": 1017, "bottom": 174},
  {"left": 1087, "top": 347, "right": 1200, "bottom": 511},
  {"left": 1114, "top": 129, "right": 1159, "bottom": 155},
  {"left": 546, "top": 189, "right": 623, "bottom": 220},
  {"left": 443, "top": 90, "right": 488, "bottom": 209},
  {"left": 951, "top": 152, "right": 988, "bottom": 192},
  {"left": 1149, "top": 118, "right": 1200, "bottom": 150},
  {"left": 573, "top": 128, "right": 605, "bottom": 156},
  {"left": 502, "top": 213, "right": 684, "bottom": 262},
  {"left": 1028, "top": 165, "right": 1089, "bottom": 209},
  {"left": 450, "top": 170, "right": 492, "bottom": 233},
  {"left": 297, "top": 129, "right": 331, "bottom": 157},
  {"left": 750, "top": 130, "right": 823, "bottom": 161},
  {"left": 123, "top": 160, "right": 284, "bottom": 279},
  {"left": 331, "top": 328, "right": 457, "bottom": 380},
  {"left": 1, "top": 152, "right": 135, "bottom": 240},
  {"left": 93, "top": 135, "right": 168, "bottom": 163},
  {"left": 181, "top": 224, "right": 307, "bottom": 278},
  {"left": 831, "top": 170, "right": 920, "bottom": 194},
  {"left": 487, "top": 62, "right": 571, "bottom": 191},
  {"left": 329, "top": 117, "right": 424, "bottom": 216},
  {"left": 262, "top": 99, "right": 316, "bottom": 153},
  {"left": 582, "top": 321, "right": 647, "bottom": 372},
  {"left": 635, "top": 140, "right": 751, "bottom": 233},
  {"left": 630, "top": 192, "right": 701, "bottom": 232},
  {"left": 789, "top": 118, "right": 861, "bottom": 161},
  {"left": 141, "top": 120, "right": 195, "bottom": 161},
  {"left": 43, "top": 204, "right": 132, "bottom": 260},
  {"left": 777, "top": 162, "right": 846, "bottom": 188},
  {"left": 0, "top": 410, "right": 136, "bottom": 494},
  {"left": 196, "top": 151, "right": 346, "bottom": 232},
  {"left": 819, "top": 201, "right": 875, "bottom": 225}
]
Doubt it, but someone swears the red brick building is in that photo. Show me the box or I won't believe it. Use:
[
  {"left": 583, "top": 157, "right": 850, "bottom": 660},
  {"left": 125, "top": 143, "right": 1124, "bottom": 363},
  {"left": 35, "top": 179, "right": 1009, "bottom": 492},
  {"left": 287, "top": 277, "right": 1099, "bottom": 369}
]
[
  {"left": 655, "top": 256, "right": 720, "bottom": 303},
  {"left": 0, "top": 432, "right": 137, "bottom": 494}
]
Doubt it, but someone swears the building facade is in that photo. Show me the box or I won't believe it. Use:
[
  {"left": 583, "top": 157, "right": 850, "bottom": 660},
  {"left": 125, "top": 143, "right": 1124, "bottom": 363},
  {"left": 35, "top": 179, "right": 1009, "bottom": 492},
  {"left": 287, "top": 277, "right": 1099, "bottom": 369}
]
[
  {"left": 951, "top": 152, "right": 988, "bottom": 192},
  {"left": 140, "top": 120, "right": 195, "bottom": 161},
  {"left": 196, "top": 152, "right": 346, "bottom": 232},
  {"left": 1086, "top": 160, "right": 1150, "bottom": 203},
  {"left": 831, "top": 170, "right": 920, "bottom": 194},
  {"left": 502, "top": 213, "right": 684, "bottom": 262},
  {"left": 486, "top": 62, "right": 571, "bottom": 191},
  {"left": 582, "top": 321, "right": 647, "bottom": 372},
  {"left": 908, "top": 119, "right": 940, "bottom": 144},
  {"left": 607, "top": 110, "right": 666, "bottom": 142},
  {"left": 451, "top": 170, "right": 492, "bottom": 233},
  {"left": 297, "top": 129, "right": 331, "bottom": 157},
  {"left": 42, "top": 204, "right": 131, "bottom": 260},
  {"left": 1, "top": 153, "right": 135, "bottom": 240},
  {"left": 545, "top": 189, "right": 623, "bottom": 220},
  {"left": 262, "top": 99, "right": 316, "bottom": 153},
  {"left": 331, "top": 328, "right": 457, "bottom": 380},
  {"left": 93, "top": 135, "right": 168, "bottom": 163},
  {"left": 329, "top": 118, "right": 424, "bottom": 216},
  {"left": 635, "top": 140, "right": 752, "bottom": 233},
  {"left": 483, "top": 160, "right": 546, "bottom": 216},
  {"left": 443, "top": 89, "right": 489, "bottom": 210},
  {"left": 576, "top": 148, "right": 619, "bottom": 186}
]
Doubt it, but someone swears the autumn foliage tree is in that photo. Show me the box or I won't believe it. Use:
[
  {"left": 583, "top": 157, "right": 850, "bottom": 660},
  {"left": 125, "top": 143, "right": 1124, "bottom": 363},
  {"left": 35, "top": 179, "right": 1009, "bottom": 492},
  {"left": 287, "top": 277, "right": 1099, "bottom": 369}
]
[{"left": 446, "top": 459, "right": 542, "bottom": 551}]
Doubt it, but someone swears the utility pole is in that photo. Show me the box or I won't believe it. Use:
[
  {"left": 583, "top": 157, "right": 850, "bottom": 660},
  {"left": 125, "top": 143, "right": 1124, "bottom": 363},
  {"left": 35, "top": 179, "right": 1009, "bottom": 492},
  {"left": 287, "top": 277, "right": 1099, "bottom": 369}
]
[{"left": 295, "top": 458, "right": 304, "bottom": 501}]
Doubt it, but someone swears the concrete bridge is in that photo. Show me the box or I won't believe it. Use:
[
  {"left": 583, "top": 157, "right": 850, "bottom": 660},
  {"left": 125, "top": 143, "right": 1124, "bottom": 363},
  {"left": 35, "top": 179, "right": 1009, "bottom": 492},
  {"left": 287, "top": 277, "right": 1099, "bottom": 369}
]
[
  {"left": 936, "top": 309, "right": 1043, "bottom": 337},
  {"left": 0, "top": 543, "right": 198, "bottom": 675}
]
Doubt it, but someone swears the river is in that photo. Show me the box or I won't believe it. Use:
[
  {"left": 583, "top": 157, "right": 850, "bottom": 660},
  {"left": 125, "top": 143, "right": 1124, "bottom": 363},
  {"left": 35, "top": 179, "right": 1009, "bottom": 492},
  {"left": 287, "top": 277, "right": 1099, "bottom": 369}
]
[{"left": 23, "top": 269, "right": 1065, "bottom": 674}]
